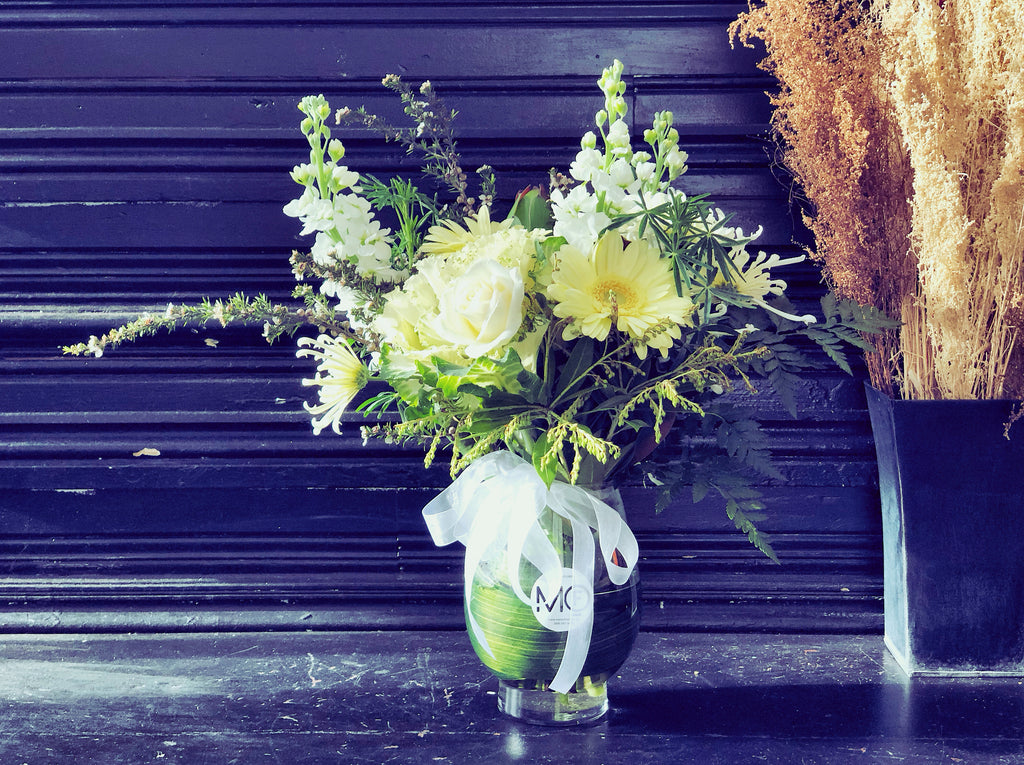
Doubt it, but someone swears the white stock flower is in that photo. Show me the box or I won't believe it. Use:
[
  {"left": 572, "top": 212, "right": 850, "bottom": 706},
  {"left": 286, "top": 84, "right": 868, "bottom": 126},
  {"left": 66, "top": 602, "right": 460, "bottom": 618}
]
[
  {"left": 606, "top": 158, "right": 637, "bottom": 190},
  {"left": 330, "top": 164, "right": 359, "bottom": 188},
  {"left": 327, "top": 193, "right": 401, "bottom": 283},
  {"left": 569, "top": 148, "right": 605, "bottom": 183},
  {"left": 634, "top": 161, "right": 657, "bottom": 184},
  {"left": 321, "top": 281, "right": 360, "bottom": 311},
  {"left": 289, "top": 163, "right": 316, "bottom": 184},
  {"left": 664, "top": 145, "right": 689, "bottom": 177},
  {"left": 310, "top": 231, "right": 337, "bottom": 267},
  {"left": 551, "top": 184, "right": 612, "bottom": 254},
  {"left": 605, "top": 119, "right": 632, "bottom": 157},
  {"left": 283, "top": 188, "right": 334, "bottom": 236}
]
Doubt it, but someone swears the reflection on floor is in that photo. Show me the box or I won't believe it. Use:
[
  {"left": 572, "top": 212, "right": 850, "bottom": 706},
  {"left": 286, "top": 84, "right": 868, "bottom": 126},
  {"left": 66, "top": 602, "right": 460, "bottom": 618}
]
[{"left": 1, "top": 631, "right": 1021, "bottom": 763}]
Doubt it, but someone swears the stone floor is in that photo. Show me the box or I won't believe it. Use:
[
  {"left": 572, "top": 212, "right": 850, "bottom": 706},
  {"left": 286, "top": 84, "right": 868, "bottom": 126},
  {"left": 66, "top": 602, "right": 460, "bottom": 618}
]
[{"left": 0, "top": 630, "right": 1021, "bottom": 764}]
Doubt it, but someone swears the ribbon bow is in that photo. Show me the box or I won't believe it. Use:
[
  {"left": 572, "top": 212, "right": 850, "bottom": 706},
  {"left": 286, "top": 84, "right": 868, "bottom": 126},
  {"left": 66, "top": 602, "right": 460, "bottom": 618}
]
[{"left": 421, "top": 450, "right": 639, "bottom": 694}]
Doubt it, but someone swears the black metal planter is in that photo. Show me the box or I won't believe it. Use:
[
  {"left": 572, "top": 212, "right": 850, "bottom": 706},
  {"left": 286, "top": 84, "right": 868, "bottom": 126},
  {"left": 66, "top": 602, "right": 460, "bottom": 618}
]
[{"left": 865, "top": 385, "right": 1024, "bottom": 676}]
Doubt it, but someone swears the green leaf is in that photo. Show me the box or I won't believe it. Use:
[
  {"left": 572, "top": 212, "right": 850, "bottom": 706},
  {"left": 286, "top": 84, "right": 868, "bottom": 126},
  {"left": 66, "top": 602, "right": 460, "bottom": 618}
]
[
  {"left": 517, "top": 366, "right": 545, "bottom": 403},
  {"left": 803, "top": 330, "right": 853, "bottom": 375},
  {"left": 691, "top": 480, "right": 710, "bottom": 504},
  {"left": 509, "top": 188, "right": 552, "bottom": 230},
  {"left": 553, "top": 337, "right": 596, "bottom": 402},
  {"left": 712, "top": 407, "right": 783, "bottom": 480},
  {"left": 356, "top": 390, "right": 400, "bottom": 414},
  {"left": 725, "top": 499, "right": 778, "bottom": 564},
  {"left": 829, "top": 295, "right": 901, "bottom": 333},
  {"left": 532, "top": 236, "right": 566, "bottom": 287}
]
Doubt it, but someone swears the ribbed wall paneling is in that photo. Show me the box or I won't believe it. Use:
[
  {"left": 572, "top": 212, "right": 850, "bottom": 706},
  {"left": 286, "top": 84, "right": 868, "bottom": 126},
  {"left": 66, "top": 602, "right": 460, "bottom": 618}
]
[{"left": 0, "top": 1, "right": 883, "bottom": 632}]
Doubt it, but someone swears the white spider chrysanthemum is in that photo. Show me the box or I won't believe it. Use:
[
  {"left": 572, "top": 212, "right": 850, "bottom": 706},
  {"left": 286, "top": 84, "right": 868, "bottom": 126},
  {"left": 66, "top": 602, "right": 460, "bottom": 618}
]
[
  {"left": 296, "top": 335, "right": 370, "bottom": 435},
  {"left": 715, "top": 249, "right": 817, "bottom": 324}
]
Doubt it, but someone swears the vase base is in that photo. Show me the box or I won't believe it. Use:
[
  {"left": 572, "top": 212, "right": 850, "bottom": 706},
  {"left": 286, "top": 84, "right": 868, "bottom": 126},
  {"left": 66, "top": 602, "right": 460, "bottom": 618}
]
[{"left": 497, "top": 679, "right": 609, "bottom": 726}]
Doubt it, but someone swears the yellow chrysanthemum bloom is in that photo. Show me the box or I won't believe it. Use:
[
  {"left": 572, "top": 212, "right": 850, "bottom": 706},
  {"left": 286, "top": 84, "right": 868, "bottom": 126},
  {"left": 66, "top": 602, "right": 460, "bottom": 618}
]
[
  {"left": 547, "top": 233, "right": 694, "bottom": 359},
  {"left": 296, "top": 334, "right": 370, "bottom": 435},
  {"left": 420, "top": 204, "right": 513, "bottom": 255},
  {"left": 419, "top": 204, "right": 548, "bottom": 289}
]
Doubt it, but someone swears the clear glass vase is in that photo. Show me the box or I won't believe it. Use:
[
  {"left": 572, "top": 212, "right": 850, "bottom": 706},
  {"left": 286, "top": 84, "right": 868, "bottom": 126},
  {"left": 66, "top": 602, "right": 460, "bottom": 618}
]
[{"left": 464, "top": 486, "right": 640, "bottom": 725}]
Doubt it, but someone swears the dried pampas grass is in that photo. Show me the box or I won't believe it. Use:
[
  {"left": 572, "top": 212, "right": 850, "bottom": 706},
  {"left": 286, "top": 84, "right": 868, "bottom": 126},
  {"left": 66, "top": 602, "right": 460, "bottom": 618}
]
[
  {"left": 882, "top": 0, "right": 1024, "bottom": 399},
  {"left": 730, "top": 0, "right": 914, "bottom": 396},
  {"left": 732, "top": 0, "right": 1024, "bottom": 400}
]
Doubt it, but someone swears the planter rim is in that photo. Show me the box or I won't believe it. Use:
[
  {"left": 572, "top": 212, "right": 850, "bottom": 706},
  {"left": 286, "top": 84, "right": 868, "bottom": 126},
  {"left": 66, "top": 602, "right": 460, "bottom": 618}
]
[{"left": 865, "top": 383, "right": 1023, "bottom": 408}]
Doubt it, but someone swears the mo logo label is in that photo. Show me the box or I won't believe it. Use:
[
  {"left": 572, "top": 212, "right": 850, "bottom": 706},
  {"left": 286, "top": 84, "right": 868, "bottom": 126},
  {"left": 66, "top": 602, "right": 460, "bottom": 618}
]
[{"left": 532, "top": 567, "right": 594, "bottom": 632}]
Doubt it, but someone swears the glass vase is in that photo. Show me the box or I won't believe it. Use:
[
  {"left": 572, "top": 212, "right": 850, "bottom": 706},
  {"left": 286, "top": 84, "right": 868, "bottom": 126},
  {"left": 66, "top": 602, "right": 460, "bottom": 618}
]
[{"left": 464, "top": 486, "right": 640, "bottom": 725}]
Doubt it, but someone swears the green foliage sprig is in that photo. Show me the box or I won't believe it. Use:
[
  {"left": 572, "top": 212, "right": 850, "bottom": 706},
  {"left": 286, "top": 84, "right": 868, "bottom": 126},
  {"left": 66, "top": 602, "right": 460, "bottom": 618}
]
[{"left": 61, "top": 293, "right": 347, "bottom": 357}]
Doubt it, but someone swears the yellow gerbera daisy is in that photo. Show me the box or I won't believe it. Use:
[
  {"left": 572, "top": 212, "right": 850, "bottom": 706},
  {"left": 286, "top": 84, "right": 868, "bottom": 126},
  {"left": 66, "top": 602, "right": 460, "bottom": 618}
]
[
  {"left": 420, "top": 205, "right": 513, "bottom": 255},
  {"left": 547, "top": 233, "right": 694, "bottom": 358},
  {"left": 296, "top": 334, "right": 370, "bottom": 435}
]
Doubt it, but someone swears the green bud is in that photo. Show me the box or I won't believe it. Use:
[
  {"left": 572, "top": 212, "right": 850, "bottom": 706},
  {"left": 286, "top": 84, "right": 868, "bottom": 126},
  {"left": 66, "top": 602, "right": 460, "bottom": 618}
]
[
  {"left": 300, "top": 117, "right": 314, "bottom": 134},
  {"left": 608, "top": 95, "right": 627, "bottom": 121},
  {"left": 298, "top": 94, "right": 327, "bottom": 118},
  {"left": 595, "top": 109, "right": 608, "bottom": 128},
  {"left": 328, "top": 139, "right": 345, "bottom": 162}
]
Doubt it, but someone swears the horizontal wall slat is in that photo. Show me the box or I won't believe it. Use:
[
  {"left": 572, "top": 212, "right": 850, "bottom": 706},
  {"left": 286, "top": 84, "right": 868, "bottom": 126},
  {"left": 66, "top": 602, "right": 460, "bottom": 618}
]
[
  {"left": 0, "top": 3, "right": 750, "bottom": 27},
  {"left": 0, "top": 25, "right": 759, "bottom": 80},
  {"left": 0, "top": 530, "right": 881, "bottom": 634},
  {"left": 0, "top": 199, "right": 793, "bottom": 249},
  {"left": 0, "top": 82, "right": 770, "bottom": 137}
]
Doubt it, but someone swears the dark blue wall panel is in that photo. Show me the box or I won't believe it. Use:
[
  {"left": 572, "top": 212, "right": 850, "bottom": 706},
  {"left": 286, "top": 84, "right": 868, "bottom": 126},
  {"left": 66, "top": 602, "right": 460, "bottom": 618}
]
[{"left": 0, "top": 1, "right": 882, "bottom": 633}]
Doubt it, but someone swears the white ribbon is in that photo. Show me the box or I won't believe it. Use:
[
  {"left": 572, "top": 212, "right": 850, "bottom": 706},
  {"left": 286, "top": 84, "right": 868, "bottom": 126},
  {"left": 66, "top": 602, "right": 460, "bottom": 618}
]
[{"left": 421, "top": 450, "right": 639, "bottom": 694}]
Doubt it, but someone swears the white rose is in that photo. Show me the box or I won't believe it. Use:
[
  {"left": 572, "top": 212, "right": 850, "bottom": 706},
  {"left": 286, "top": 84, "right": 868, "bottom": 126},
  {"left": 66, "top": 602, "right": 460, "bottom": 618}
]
[{"left": 434, "top": 258, "right": 525, "bottom": 357}]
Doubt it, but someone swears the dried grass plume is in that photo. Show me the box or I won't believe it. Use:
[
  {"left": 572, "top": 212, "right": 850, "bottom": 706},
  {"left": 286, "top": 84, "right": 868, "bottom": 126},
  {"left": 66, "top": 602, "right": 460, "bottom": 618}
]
[{"left": 732, "top": 0, "right": 1024, "bottom": 400}]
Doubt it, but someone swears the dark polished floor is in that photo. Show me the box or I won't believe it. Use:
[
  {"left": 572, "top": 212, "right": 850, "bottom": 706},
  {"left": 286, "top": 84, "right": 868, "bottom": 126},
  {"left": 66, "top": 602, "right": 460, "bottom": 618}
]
[{"left": 1, "top": 630, "right": 1022, "bottom": 764}]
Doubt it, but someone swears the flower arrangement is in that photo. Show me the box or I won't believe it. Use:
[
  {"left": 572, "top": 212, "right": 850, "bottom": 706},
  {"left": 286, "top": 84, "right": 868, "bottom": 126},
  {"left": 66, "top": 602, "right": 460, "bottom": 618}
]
[
  {"left": 66, "top": 61, "right": 883, "bottom": 560},
  {"left": 731, "top": 0, "right": 1024, "bottom": 402},
  {"left": 64, "top": 60, "right": 891, "bottom": 716}
]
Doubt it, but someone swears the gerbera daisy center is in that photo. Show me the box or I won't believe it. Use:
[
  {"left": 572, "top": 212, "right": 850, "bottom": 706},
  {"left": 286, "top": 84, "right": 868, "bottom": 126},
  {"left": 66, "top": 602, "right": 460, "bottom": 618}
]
[{"left": 592, "top": 278, "right": 638, "bottom": 313}]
